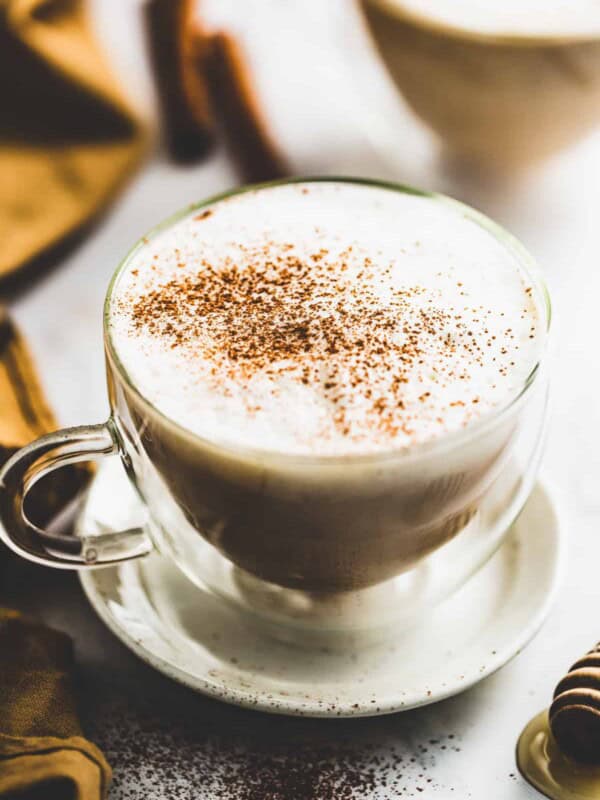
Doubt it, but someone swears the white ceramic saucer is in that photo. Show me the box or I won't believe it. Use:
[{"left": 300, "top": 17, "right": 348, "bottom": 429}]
[{"left": 79, "top": 461, "right": 563, "bottom": 718}]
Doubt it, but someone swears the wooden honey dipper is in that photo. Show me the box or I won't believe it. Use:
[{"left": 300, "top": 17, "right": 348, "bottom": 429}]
[
  {"left": 549, "top": 642, "right": 600, "bottom": 764},
  {"left": 517, "top": 642, "right": 600, "bottom": 798}
]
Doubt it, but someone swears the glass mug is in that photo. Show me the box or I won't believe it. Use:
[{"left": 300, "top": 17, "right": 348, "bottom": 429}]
[{"left": 0, "top": 179, "right": 550, "bottom": 643}]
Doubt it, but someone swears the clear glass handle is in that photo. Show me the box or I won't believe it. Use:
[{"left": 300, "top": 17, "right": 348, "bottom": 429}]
[{"left": 0, "top": 422, "right": 153, "bottom": 569}]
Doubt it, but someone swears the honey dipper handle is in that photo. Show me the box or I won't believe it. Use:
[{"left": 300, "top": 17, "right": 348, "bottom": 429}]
[{"left": 0, "top": 421, "right": 153, "bottom": 568}]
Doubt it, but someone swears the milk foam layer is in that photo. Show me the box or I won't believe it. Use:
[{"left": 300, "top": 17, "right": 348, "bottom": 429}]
[
  {"left": 379, "top": 0, "right": 600, "bottom": 38},
  {"left": 109, "top": 181, "right": 545, "bottom": 456}
]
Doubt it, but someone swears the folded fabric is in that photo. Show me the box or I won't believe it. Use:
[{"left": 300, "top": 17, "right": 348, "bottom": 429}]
[
  {"left": 0, "top": 0, "right": 146, "bottom": 283},
  {"left": 0, "top": 308, "right": 89, "bottom": 533},
  {"left": 0, "top": 608, "right": 111, "bottom": 800},
  {"left": 0, "top": 312, "right": 103, "bottom": 797}
]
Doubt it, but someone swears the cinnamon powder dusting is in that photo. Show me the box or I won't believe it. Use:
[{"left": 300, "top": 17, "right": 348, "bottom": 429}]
[{"left": 118, "top": 235, "right": 533, "bottom": 451}]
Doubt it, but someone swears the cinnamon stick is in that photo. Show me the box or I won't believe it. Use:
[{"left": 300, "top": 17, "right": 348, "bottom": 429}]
[
  {"left": 145, "top": 0, "right": 215, "bottom": 162},
  {"left": 202, "top": 31, "right": 290, "bottom": 183}
]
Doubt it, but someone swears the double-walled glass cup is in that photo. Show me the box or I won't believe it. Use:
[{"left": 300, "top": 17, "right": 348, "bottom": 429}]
[{"left": 0, "top": 179, "right": 550, "bottom": 644}]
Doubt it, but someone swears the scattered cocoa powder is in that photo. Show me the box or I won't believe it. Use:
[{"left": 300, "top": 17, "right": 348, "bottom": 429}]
[{"left": 84, "top": 681, "right": 463, "bottom": 799}]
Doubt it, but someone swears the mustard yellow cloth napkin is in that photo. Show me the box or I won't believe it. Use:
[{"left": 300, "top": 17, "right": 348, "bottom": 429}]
[
  {"left": 0, "top": 308, "right": 89, "bottom": 527},
  {"left": 0, "top": 311, "right": 103, "bottom": 797},
  {"left": 0, "top": 0, "right": 145, "bottom": 283},
  {"left": 0, "top": 609, "right": 111, "bottom": 800}
]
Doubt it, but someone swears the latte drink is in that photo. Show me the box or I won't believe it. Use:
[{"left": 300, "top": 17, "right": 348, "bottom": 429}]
[
  {"left": 371, "top": 0, "right": 600, "bottom": 39},
  {"left": 361, "top": 0, "right": 600, "bottom": 169},
  {"left": 107, "top": 180, "right": 546, "bottom": 592}
]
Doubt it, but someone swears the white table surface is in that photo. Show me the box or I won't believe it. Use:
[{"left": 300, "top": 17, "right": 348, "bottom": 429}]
[{"left": 5, "top": 1, "right": 600, "bottom": 797}]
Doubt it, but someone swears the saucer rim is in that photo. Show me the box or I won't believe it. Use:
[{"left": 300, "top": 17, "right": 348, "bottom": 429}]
[{"left": 79, "top": 478, "right": 564, "bottom": 718}]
